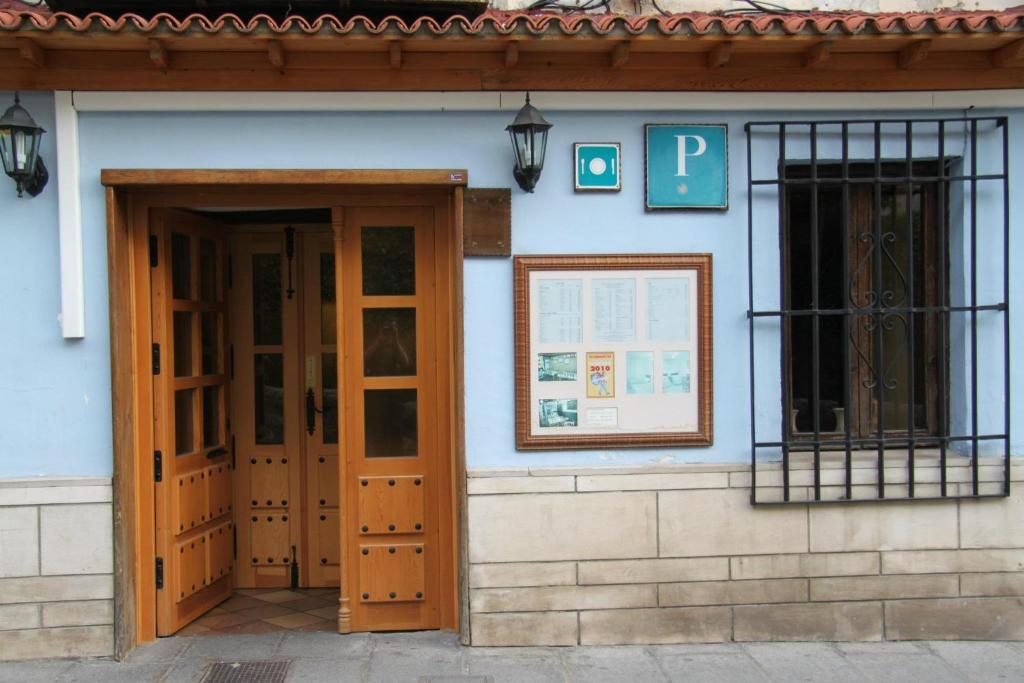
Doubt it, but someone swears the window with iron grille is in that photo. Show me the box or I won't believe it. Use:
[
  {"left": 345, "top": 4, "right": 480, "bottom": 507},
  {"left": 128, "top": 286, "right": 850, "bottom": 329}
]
[{"left": 745, "top": 117, "right": 1010, "bottom": 505}]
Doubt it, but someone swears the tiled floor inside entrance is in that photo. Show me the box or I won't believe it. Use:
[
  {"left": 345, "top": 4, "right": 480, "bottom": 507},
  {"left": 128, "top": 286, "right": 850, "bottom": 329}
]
[{"left": 179, "top": 588, "right": 339, "bottom": 636}]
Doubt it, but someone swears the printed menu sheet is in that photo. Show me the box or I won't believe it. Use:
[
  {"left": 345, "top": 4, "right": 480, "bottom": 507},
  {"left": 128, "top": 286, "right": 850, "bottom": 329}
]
[
  {"left": 592, "top": 278, "right": 636, "bottom": 343},
  {"left": 647, "top": 278, "right": 690, "bottom": 342},
  {"left": 538, "top": 279, "right": 582, "bottom": 344}
]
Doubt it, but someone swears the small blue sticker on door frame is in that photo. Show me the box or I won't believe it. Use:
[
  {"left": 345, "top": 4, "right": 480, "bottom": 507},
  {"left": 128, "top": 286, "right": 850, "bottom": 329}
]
[{"left": 644, "top": 124, "right": 728, "bottom": 210}]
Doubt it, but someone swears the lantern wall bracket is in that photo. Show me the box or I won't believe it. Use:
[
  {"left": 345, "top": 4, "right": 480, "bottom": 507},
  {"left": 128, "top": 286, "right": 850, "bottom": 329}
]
[{"left": 24, "top": 156, "right": 48, "bottom": 197}]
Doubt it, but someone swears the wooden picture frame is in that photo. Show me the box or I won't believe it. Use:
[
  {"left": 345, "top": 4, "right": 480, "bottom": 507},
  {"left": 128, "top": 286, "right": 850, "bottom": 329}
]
[{"left": 515, "top": 254, "right": 713, "bottom": 450}]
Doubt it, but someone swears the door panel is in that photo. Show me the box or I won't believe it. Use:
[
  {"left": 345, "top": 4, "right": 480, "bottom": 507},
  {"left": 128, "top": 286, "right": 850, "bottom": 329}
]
[
  {"left": 153, "top": 209, "right": 233, "bottom": 636},
  {"left": 358, "top": 543, "right": 425, "bottom": 604},
  {"left": 341, "top": 206, "right": 447, "bottom": 632}
]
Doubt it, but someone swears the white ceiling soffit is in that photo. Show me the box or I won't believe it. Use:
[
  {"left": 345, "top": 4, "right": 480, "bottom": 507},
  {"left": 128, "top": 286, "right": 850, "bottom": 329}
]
[{"left": 70, "top": 90, "right": 1024, "bottom": 113}]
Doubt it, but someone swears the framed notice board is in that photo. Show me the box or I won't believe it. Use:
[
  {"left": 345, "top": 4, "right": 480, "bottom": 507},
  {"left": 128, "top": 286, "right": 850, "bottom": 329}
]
[{"left": 514, "top": 254, "right": 713, "bottom": 450}]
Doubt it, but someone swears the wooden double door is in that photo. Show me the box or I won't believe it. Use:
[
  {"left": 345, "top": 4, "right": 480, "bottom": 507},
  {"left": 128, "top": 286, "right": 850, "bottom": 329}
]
[{"left": 151, "top": 201, "right": 455, "bottom": 636}]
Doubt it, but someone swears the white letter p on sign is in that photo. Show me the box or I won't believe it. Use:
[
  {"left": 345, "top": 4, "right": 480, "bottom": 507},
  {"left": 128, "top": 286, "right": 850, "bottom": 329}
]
[{"left": 675, "top": 135, "right": 707, "bottom": 177}]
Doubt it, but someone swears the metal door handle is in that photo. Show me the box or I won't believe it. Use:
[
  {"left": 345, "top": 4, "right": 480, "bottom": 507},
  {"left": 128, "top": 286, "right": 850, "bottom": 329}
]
[
  {"left": 207, "top": 447, "right": 228, "bottom": 460},
  {"left": 306, "top": 388, "right": 322, "bottom": 436}
]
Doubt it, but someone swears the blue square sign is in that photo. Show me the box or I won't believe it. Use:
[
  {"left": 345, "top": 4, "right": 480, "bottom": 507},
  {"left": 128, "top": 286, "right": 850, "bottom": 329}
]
[
  {"left": 645, "top": 124, "right": 728, "bottom": 210},
  {"left": 574, "top": 143, "right": 621, "bottom": 192}
]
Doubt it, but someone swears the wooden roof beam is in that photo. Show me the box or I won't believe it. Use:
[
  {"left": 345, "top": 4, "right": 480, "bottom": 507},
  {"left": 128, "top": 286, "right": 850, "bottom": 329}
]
[
  {"left": 148, "top": 38, "right": 168, "bottom": 69},
  {"left": 898, "top": 39, "right": 930, "bottom": 69},
  {"left": 16, "top": 38, "right": 45, "bottom": 67},
  {"left": 610, "top": 41, "right": 630, "bottom": 68},
  {"left": 802, "top": 41, "right": 832, "bottom": 68},
  {"left": 267, "top": 39, "right": 286, "bottom": 69},
  {"left": 707, "top": 42, "right": 731, "bottom": 68},
  {"left": 993, "top": 38, "right": 1024, "bottom": 67},
  {"left": 390, "top": 41, "right": 403, "bottom": 69},
  {"left": 504, "top": 41, "right": 519, "bottom": 69}
]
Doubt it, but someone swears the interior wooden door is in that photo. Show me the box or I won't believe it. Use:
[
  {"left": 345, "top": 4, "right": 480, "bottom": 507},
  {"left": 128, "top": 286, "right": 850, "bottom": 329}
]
[
  {"left": 302, "top": 232, "right": 341, "bottom": 587},
  {"left": 230, "top": 227, "right": 340, "bottom": 589},
  {"left": 229, "top": 229, "right": 303, "bottom": 588},
  {"left": 340, "top": 205, "right": 453, "bottom": 632},
  {"left": 152, "top": 209, "right": 234, "bottom": 636}
]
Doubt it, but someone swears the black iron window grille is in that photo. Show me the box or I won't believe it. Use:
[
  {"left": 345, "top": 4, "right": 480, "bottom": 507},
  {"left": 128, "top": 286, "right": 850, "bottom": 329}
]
[{"left": 745, "top": 116, "right": 1011, "bottom": 505}]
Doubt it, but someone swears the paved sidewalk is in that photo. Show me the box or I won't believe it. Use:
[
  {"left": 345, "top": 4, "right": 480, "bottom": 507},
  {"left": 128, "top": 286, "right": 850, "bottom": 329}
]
[{"left": 1, "top": 632, "right": 1022, "bottom": 682}]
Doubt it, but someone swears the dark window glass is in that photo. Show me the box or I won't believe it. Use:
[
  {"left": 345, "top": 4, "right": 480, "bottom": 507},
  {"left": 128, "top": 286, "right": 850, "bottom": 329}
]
[
  {"left": 199, "top": 238, "right": 217, "bottom": 303},
  {"left": 253, "top": 254, "right": 282, "bottom": 346},
  {"left": 784, "top": 162, "right": 943, "bottom": 439},
  {"left": 174, "top": 389, "right": 194, "bottom": 456},
  {"left": 201, "top": 312, "right": 218, "bottom": 375},
  {"left": 202, "top": 385, "right": 220, "bottom": 448},
  {"left": 171, "top": 233, "right": 191, "bottom": 300},
  {"left": 364, "top": 389, "right": 417, "bottom": 458},
  {"left": 321, "top": 253, "right": 336, "bottom": 344},
  {"left": 254, "top": 354, "right": 284, "bottom": 445},
  {"left": 361, "top": 226, "right": 415, "bottom": 296},
  {"left": 363, "top": 308, "right": 416, "bottom": 377},
  {"left": 322, "top": 353, "right": 338, "bottom": 445},
  {"left": 173, "top": 312, "right": 193, "bottom": 378}
]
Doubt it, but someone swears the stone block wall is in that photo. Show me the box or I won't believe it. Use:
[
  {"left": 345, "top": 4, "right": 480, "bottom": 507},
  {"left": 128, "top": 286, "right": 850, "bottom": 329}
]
[
  {"left": 0, "top": 478, "right": 114, "bottom": 660},
  {"left": 467, "top": 458, "right": 1024, "bottom": 646}
]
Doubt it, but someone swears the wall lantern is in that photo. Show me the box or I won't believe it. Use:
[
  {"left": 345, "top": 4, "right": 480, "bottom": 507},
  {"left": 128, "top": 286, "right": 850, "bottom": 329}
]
[
  {"left": 0, "top": 93, "right": 48, "bottom": 198},
  {"left": 506, "top": 93, "right": 552, "bottom": 193}
]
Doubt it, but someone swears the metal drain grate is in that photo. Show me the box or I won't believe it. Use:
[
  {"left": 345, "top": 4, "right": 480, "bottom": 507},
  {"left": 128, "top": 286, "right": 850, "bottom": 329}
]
[{"left": 201, "top": 660, "right": 291, "bottom": 683}]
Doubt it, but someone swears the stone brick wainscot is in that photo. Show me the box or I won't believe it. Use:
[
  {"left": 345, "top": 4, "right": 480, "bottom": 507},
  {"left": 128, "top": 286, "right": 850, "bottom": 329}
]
[
  {"left": 467, "top": 457, "right": 1024, "bottom": 645},
  {"left": 0, "top": 478, "right": 114, "bottom": 660}
]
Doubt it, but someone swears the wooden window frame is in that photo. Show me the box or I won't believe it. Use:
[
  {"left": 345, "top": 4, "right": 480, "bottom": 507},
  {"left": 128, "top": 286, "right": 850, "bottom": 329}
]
[{"left": 782, "top": 162, "right": 948, "bottom": 445}]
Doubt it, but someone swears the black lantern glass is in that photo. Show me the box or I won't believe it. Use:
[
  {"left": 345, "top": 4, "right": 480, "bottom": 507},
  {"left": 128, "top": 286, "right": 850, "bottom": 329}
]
[
  {"left": 0, "top": 93, "right": 47, "bottom": 197},
  {"left": 506, "top": 94, "right": 552, "bottom": 193}
]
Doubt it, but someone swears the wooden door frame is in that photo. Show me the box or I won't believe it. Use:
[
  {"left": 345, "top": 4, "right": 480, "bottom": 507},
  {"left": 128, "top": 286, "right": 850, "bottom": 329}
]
[{"left": 104, "top": 170, "right": 468, "bottom": 659}]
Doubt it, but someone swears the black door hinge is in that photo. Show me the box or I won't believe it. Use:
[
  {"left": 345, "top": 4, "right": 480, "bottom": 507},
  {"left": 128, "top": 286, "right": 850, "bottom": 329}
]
[
  {"left": 227, "top": 254, "right": 233, "bottom": 289},
  {"left": 155, "top": 557, "right": 164, "bottom": 590},
  {"left": 229, "top": 344, "right": 234, "bottom": 380},
  {"left": 154, "top": 450, "right": 163, "bottom": 482},
  {"left": 230, "top": 434, "right": 236, "bottom": 470},
  {"left": 149, "top": 235, "right": 158, "bottom": 268},
  {"left": 152, "top": 343, "right": 160, "bottom": 375}
]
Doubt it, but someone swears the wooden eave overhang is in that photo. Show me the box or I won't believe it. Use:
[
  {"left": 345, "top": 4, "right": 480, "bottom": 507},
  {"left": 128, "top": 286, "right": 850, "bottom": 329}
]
[{"left": 2, "top": 8, "right": 1024, "bottom": 91}]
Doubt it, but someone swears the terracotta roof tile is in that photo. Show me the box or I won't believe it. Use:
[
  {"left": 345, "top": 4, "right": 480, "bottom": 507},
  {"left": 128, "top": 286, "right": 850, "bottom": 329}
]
[
  {"left": 0, "top": 0, "right": 48, "bottom": 12},
  {"left": 1, "top": 6, "right": 1023, "bottom": 38}
]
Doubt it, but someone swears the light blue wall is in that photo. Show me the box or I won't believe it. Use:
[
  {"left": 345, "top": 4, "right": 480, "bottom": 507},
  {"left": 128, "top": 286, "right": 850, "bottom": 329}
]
[
  {"left": 0, "top": 96, "right": 1020, "bottom": 476},
  {"left": 0, "top": 92, "right": 116, "bottom": 477}
]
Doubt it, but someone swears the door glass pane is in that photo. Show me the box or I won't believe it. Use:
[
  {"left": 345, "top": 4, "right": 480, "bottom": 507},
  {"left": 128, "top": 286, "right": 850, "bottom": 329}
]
[
  {"left": 199, "top": 238, "right": 217, "bottom": 303},
  {"left": 361, "top": 226, "right": 415, "bottom": 296},
  {"left": 364, "top": 389, "right": 417, "bottom": 458},
  {"left": 201, "top": 312, "right": 218, "bottom": 375},
  {"left": 363, "top": 308, "right": 416, "bottom": 377},
  {"left": 174, "top": 389, "right": 195, "bottom": 456},
  {"left": 254, "top": 353, "right": 284, "bottom": 445},
  {"left": 202, "top": 385, "right": 220, "bottom": 448},
  {"left": 322, "top": 353, "right": 338, "bottom": 445},
  {"left": 253, "top": 254, "right": 282, "bottom": 346},
  {"left": 171, "top": 232, "right": 191, "bottom": 300},
  {"left": 320, "top": 253, "right": 336, "bottom": 345},
  {"left": 173, "top": 312, "right": 193, "bottom": 378}
]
